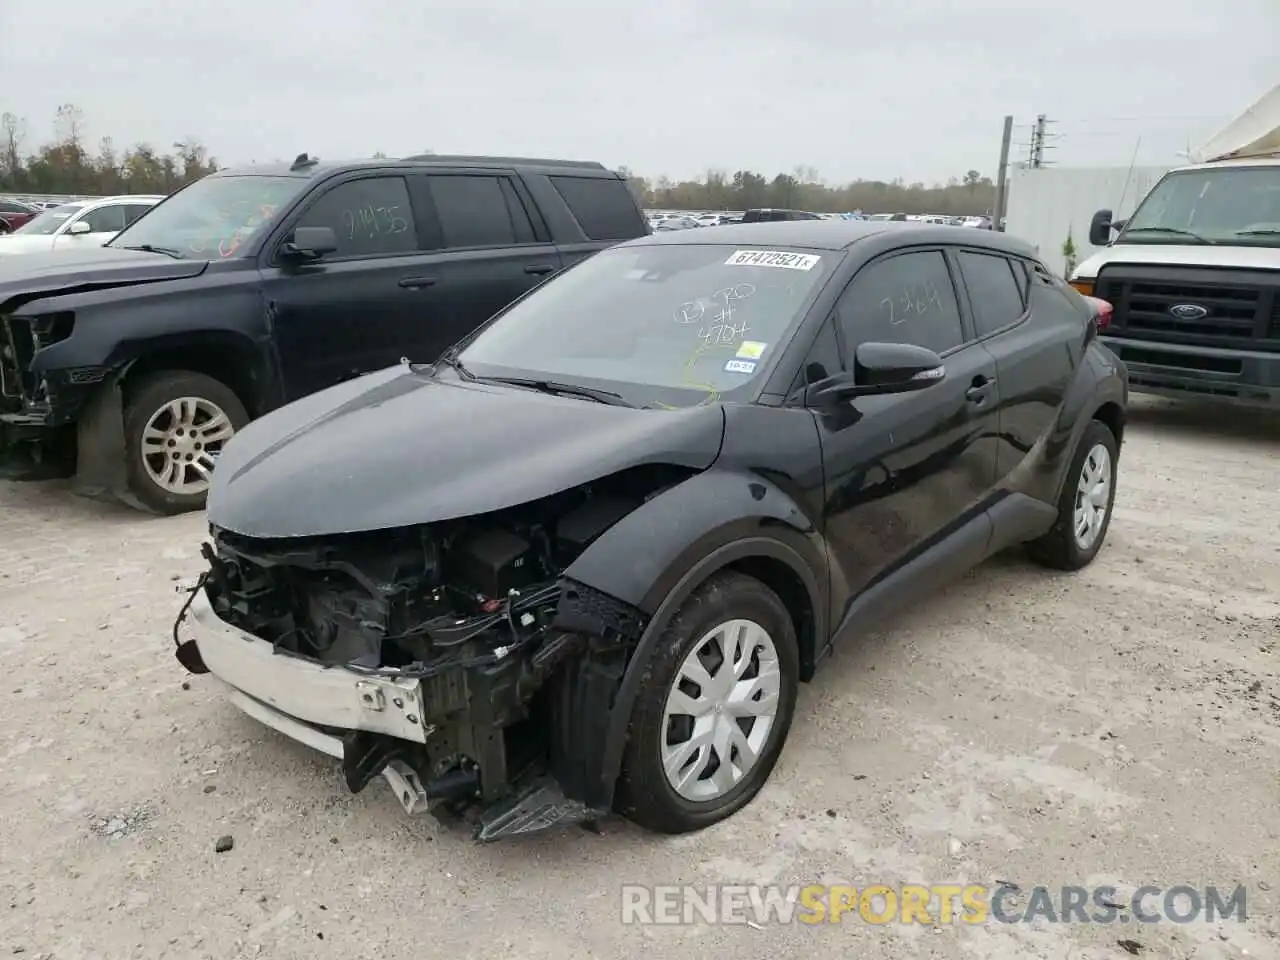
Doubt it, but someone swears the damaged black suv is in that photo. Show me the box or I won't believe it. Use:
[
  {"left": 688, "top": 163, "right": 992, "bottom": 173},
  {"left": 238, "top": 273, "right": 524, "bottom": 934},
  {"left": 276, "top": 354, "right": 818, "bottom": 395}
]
[{"left": 175, "top": 220, "right": 1127, "bottom": 840}]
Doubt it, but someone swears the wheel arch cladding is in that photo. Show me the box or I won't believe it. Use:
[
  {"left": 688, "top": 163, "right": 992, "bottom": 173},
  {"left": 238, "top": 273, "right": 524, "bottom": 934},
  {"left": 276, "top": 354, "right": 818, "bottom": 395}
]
[
  {"left": 117, "top": 331, "right": 268, "bottom": 417},
  {"left": 561, "top": 467, "right": 828, "bottom": 807},
  {"left": 1093, "top": 400, "right": 1125, "bottom": 447}
]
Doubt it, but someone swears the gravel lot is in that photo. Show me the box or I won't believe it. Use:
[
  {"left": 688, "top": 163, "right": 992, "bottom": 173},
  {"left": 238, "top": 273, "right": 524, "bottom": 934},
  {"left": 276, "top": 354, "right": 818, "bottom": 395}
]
[{"left": 1, "top": 397, "right": 1277, "bottom": 960}]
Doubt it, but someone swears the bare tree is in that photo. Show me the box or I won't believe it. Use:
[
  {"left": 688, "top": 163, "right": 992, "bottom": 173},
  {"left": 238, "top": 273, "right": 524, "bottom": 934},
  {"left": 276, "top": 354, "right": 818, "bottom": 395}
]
[{"left": 1, "top": 112, "right": 25, "bottom": 177}]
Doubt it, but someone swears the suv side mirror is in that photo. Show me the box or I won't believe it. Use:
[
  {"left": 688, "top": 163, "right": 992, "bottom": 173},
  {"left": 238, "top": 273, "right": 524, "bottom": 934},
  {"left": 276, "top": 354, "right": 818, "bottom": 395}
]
[
  {"left": 281, "top": 225, "right": 338, "bottom": 261},
  {"left": 67, "top": 221, "right": 92, "bottom": 236},
  {"left": 1088, "top": 209, "right": 1114, "bottom": 246},
  {"left": 805, "top": 342, "right": 945, "bottom": 405}
]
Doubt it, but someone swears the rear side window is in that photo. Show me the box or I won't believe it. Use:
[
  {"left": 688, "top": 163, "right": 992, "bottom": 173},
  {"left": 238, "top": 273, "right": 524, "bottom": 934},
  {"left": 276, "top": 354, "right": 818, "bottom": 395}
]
[
  {"left": 957, "top": 251, "right": 1026, "bottom": 336},
  {"left": 428, "top": 174, "right": 533, "bottom": 248},
  {"left": 549, "top": 175, "right": 645, "bottom": 241}
]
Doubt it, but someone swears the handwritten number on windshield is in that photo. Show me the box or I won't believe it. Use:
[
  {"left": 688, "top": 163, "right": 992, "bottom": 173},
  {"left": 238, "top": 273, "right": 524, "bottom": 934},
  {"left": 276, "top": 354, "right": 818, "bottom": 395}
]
[{"left": 674, "top": 282, "right": 755, "bottom": 325}]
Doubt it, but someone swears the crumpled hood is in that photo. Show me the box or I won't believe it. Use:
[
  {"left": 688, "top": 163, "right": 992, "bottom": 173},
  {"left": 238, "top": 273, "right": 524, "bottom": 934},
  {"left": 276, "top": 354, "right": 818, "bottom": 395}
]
[
  {"left": 0, "top": 246, "right": 208, "bottom": 309},
  {"left": 206, "top": 366, "right": 727, "bottom": 538}
]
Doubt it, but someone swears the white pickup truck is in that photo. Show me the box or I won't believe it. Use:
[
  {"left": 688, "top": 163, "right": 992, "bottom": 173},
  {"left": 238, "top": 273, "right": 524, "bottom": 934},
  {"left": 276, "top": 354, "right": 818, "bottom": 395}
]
[{"left": 1070, "top": 85, "right": 1280, "bottom": 408}]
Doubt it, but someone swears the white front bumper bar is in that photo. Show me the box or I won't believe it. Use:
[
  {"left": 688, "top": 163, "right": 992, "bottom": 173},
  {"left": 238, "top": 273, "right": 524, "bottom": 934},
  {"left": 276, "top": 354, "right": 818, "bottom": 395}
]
[{"left": 186, "top": 590, "right": 433, "bottom": 813}]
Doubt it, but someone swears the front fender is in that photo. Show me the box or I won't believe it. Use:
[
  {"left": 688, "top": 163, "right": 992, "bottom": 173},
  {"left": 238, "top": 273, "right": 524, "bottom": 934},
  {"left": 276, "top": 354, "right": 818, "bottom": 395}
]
[{"left": 562, "top": 467, "right": 829, "bottom": 810}]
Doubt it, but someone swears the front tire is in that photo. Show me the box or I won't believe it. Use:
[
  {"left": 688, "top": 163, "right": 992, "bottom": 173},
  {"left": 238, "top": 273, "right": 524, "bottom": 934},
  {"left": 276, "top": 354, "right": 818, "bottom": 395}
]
[
  {"left": 1027, "top": 419, "right": 1119, "bottom": 570},
  {"left": 615, "top": 572, "right": 799, "bottom": 834},
  {"left": 123, "top": 371, "right": 248, "bottom": 515}
]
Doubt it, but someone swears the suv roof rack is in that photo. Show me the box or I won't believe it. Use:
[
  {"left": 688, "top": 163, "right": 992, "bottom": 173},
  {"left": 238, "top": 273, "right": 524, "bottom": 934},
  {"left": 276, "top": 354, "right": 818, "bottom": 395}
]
[{"left": 402, "top": 154, "right": 607, "bottom": 170}]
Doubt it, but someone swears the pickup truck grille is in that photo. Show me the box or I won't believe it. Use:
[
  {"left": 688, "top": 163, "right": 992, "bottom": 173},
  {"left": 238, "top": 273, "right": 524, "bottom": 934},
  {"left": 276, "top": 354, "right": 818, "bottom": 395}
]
[{"left": 1094, "top": 265, "right": 1280, "bottom": 352}]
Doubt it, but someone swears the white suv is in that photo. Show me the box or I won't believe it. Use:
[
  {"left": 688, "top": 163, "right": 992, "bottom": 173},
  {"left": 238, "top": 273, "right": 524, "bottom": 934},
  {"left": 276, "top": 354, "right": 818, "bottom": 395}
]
[{"left": 0, "top": 194, "right": 165, "bottom": 256}]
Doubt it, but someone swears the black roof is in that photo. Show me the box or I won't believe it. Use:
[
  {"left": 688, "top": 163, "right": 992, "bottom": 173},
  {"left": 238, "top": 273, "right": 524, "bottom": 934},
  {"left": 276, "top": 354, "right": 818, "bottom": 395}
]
[
  {"left": 629, "top": 219, "right": 1037, "bottom": 256},
  {"left": 212, "top": 154, "right": 616, "bottom": 180}
]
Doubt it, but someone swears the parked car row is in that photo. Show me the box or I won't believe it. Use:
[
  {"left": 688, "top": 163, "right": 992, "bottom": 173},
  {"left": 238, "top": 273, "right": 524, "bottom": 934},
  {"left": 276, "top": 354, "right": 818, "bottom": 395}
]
[{"left": 0, "top": 195, "right": 163, "bottom": 254}]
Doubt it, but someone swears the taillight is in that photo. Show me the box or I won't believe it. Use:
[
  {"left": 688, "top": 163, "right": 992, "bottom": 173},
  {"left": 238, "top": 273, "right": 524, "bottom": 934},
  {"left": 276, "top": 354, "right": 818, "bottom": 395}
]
[{"left": 1083, "top": 295, "right": 1113, "bottom": 330}]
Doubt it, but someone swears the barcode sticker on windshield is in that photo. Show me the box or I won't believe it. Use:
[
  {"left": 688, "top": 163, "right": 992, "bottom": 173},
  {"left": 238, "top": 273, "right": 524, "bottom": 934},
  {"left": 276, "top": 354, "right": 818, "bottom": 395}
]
[{"left": 725, "top": 250, "right": 821, "bottom": 270}]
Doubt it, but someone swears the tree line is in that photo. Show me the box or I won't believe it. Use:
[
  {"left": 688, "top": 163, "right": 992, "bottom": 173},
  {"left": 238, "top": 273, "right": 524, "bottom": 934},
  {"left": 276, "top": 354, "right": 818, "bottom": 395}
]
[
  {"left": 1, "top": 105, "right": 218, "bottom": 197},
  {"left": 1, "top": 105, "right": 996, "bottom": 216}
]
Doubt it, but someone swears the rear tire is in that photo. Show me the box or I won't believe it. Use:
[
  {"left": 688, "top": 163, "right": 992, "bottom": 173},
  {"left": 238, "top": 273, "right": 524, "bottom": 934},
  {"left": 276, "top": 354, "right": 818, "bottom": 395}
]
[
  {"left": 615, "top": 572, "right": 799, "bottom": 834},
  {"left": 123, "top": 371, "right": 248, "bottom": 515},
  {"left": 1027, "top": 419, "right": 1118, "bottom": 570}
]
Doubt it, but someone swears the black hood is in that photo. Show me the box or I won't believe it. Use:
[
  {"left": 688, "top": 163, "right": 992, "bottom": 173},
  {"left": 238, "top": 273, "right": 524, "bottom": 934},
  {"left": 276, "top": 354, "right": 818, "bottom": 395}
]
[
  {"left": 206, "top": 366, "right": 726, "bottom": 538},
  {"left": 0, "top": 247, "right": 208, "bottom": 308}
]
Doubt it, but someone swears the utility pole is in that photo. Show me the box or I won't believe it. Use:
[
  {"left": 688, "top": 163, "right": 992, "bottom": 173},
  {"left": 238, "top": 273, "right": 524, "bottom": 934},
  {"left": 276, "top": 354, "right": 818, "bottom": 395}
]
[
  {"left": 1030, "top": 114, "right": 1050, "bottom": 168},
  {"left": 993, "top": 114, "right": 1013, "bottom": 232}
]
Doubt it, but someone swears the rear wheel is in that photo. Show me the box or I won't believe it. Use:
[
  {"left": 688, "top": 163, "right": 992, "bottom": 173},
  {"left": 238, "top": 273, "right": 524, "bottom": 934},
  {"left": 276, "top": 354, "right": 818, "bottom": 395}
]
[
  {"left": 1027, "top": 419, "right": 1118, "bottom": 570},
  {"left": 615, "top": 572, "right": 799, "bottom": 834},
  {"left": 123, "top": 371, "right": 248, "bottom": 515}
]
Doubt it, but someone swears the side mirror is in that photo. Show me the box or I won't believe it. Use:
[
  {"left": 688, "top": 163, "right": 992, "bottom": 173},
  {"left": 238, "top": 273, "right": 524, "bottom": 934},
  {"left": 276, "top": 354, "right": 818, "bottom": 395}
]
[
  {"left": 805, "top": 342, "right": 945, "bottom": 405},
  {"left": 1088, "top": 209, "right": 1114, "bottom": 246},
  {"left": 281, "top": 225, "right": 337, "bottom": 261},
  {"left": 67, "top": 221, "right": 92, "bottom": 236}
]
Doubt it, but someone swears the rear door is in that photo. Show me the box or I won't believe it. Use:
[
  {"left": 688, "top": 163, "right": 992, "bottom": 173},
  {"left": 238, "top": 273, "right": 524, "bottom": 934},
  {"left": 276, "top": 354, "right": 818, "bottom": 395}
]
[
  {"left": 405, "top": 170, "right": 564, "bottom": 352},
  {"left": 953, "top": 249, "right": 1079, "bottom": 484},
  {"left": 260, "top": 173, "right": 437, "bottom": 398}
]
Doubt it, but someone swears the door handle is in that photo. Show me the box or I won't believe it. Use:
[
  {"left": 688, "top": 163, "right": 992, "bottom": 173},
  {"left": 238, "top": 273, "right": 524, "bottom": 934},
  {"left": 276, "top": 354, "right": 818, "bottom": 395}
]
[
  {"left": 965, "top": 375, "right": 995, "bottom": 404},
  {"left": 524, "top": 264, "right": 555, "bottom": 276},
  {"left": 399, "top": 276, "right": 436, "bottom": 289}
]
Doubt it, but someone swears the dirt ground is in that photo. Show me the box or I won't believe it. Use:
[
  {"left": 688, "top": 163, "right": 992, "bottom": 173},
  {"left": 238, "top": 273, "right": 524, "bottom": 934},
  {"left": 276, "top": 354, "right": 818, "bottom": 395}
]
[{"left": 0, "top": 396, "right": 1277, "bottom": 960}]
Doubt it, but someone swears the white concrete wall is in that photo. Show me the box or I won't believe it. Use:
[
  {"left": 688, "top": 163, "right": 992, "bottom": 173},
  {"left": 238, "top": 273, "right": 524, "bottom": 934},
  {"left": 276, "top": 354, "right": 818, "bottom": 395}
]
[{"left": 1004, "top": 165, "right": 1175, "bottom": 276}]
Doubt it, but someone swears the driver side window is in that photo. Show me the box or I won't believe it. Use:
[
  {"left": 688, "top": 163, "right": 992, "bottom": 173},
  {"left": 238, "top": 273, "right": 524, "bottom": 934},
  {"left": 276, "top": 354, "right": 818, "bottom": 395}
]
[
  {"left": 835, "top": 251, "right": 964, "bottom": 360},
  {"left": 79, "top": 204, "right": 127, "bottom": 234},
  {"left": 291, "top": 176, "right": 419, "bottom": 259}
]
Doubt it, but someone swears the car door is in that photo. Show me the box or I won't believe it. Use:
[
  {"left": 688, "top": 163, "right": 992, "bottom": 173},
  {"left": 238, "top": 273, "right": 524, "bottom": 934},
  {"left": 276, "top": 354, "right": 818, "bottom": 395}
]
[
  {"left": 52, "top": 202, "right": 127, "bottom": 248},
  {"left": 812, "top": 247, "right": 1002, "bottom": 617},
  {"left": 953, "top": 250, "right": 1078, "bottom": 484},
  {"left": 259, "top": 173, "right": 437, "bottom": 399},
  {"left": 406, "top": 171, "right": 565, "bottom": 351}
]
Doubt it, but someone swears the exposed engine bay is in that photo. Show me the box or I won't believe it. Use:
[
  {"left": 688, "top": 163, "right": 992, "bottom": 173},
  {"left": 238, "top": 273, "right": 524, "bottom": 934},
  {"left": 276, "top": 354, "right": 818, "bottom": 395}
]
[{"left": 185, "top": 466, "right": 688, "bottom": 838}]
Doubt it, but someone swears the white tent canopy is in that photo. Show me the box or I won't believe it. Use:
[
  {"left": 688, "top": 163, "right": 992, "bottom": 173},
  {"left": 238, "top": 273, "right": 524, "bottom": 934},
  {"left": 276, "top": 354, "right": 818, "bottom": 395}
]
[{"left": 1190, "top": 83, "right": 1280, "bottom": 163}]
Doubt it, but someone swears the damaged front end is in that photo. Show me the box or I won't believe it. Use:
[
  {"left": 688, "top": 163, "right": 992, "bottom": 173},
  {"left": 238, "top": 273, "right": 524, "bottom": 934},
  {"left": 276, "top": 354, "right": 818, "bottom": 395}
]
[{"left": 174, "top": 470, "right": 681, "bottom": 840}]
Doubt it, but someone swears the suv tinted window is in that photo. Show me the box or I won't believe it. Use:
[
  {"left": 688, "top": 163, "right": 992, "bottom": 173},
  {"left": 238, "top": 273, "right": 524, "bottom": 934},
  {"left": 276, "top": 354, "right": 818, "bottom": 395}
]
[
  {"left": 427, "top": 174, "right": 532, "bottom": 248},
  {"left": 837, "top": 250, "right": 964, "bottom": 355},
  {"left": 549, "top": 175, "right": 644, "bottom": 241},
  {"left": 80, "top": 204, "right": 127, "bottom": 234},
  {"left": 958, "top": 251, "right": 1026, "bottom": 336},
  {"left": 294, "top": 176, "right": 417, "bottom": 258}
]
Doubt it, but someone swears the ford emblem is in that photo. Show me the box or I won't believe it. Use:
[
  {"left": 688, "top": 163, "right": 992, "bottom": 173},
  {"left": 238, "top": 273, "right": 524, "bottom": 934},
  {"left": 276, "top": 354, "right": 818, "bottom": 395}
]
[{"left": 1169, "top": 303, "right": 1208, "bottom": 321}]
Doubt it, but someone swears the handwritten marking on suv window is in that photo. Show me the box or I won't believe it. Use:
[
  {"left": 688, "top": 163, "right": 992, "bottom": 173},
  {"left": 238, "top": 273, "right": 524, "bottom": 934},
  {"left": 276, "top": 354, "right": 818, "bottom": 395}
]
[{"left": 725, "top": 250, "right": 821, "bottom": 270}]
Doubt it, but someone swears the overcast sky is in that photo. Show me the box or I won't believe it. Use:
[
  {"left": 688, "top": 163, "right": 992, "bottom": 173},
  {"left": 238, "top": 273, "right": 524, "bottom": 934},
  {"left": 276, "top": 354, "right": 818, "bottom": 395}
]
[{"left": 2, "top": 0, "right": 1276, "bottom": 184}]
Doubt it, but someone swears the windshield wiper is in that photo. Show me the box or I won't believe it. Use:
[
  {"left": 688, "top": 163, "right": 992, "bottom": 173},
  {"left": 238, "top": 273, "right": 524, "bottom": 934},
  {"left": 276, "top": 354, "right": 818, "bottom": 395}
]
[
  {"left": 1120, "top": 226, "right": 1213, "bottom": 244},
  {"left": 480, "top": 376, "right": 638, "bottom": 408},
  {"left": 432, "top": 346, "right": 475, "bottom": 380},
  {"left": 1233, "top": 228, "right": 1280, "bottom": 237},
  {"left": 116, "top": 243, "right": 184, "bottom": 259}
]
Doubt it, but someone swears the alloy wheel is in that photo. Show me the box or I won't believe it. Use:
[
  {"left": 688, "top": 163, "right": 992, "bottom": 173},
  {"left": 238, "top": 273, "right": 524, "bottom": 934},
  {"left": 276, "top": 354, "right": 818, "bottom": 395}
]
[{"left": 140, "top": 396, "right": 236, "bottom": 496}]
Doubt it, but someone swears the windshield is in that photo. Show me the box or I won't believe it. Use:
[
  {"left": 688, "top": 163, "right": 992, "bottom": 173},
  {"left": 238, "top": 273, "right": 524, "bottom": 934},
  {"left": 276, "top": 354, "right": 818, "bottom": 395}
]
[
  {"left": 13, "top": 203, "right": 84, "bottom": 236},
  {"left": 1119, "top": 166, "right": 1280, "bottom": 246},
  {"left": 107, "top": 175, "right": 305, "bottom": 259},
  {"left": 457, "top": 243, "right": 837, "bottom": 407}
]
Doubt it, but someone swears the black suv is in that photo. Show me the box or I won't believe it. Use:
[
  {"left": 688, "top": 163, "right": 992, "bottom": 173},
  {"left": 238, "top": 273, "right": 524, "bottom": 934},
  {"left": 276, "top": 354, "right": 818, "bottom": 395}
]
[
  {"left": 0, "top": 154, "right": 648, "bottom": 513},
  {"left": 741, "top": 208, "right": 824, "bottom": 223},
  {"left": 176, "top": 220, "right": 1128, "bottom": 840}
]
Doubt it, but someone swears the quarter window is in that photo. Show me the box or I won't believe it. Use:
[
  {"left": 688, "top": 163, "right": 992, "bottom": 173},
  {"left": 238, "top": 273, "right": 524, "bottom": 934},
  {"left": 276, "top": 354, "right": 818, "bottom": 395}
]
[
  {"left": 293, "top": 176, "right": 417, "bottom": 257},
  {"left": 958, "top": 251, "right": 1026, "bottom": 336},
  {"left": 549, "top": 175, "right": 646, "bottom": 240},
  {"left": 836, "top": 250, "right": 965, "bottom": 356}
]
